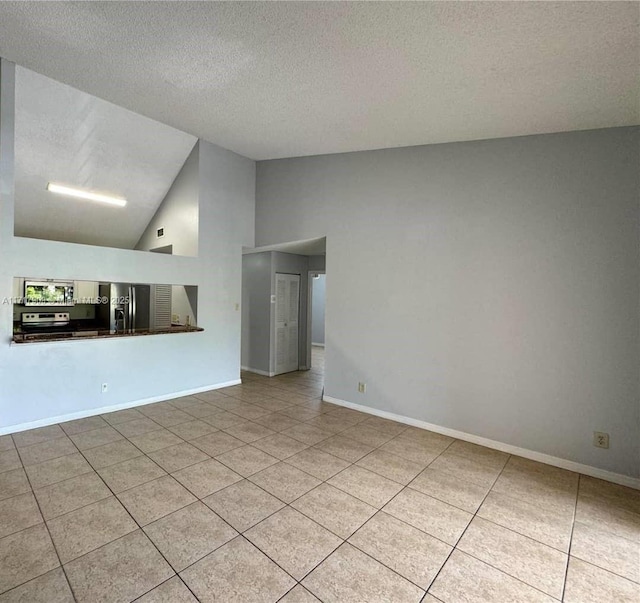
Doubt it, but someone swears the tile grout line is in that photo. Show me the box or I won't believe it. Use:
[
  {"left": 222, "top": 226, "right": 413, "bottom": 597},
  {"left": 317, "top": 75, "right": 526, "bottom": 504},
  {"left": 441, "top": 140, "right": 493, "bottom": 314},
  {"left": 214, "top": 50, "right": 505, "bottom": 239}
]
[
  {"left": 16, "top": 443, "right": 80, "bottom": 603},
  {"left": 166, "top": 440, "right": 344, "bottom": 598},
  {"left": 368, "top": 430, "right": 606, "bottom": 558},
  {"left": 235, "top": 372, "right": 640, "bottom": 595},
  {"left": 210, "top": 411, "right": 392, "bottom": 595},
  {"left": 344, "top": 507, "right": 438, "bottom": 594},
  {"left": 7, "top": 370, "right": 636, "bottom": 601},
  {"left": 108, "top": 388, "right": 328, "bottom": 598},
  {"left": 355, "top": 457, "right": 575, "bottom": 562},
  {"left": 564, "top": 512, "right": 640, "bottom": 582},
  {"left": 274, "top": 404, "right": 456, "bottom": 596},
  {"left": 131, "top": 575, "right": 201, "bottom": 603},
  {"left": 239, "top": 465, "right": 358, "bottom": 594},
  {"left": 0, "top": 398, "right": 458, "bottom": 600},
  {"left": 230, "top": 420, "right": 444, "bottom": 597},
  {"left": 424, "top": 454, "right": 578, "bottom": 601},
  {"left": 302, "top": 426, "right": 456, "bottom": 512},
  {"left": 25, "top": 443, "right": 194, "bottom": 523},
  {"left": 71, "top": 429, "right": 209, "bottom": 603},
  {"left": 441, "top": 481, "right": 576, "bottom": 553},
  {"left": 421, "top": 446, "right": 512, "bottom": 600},
  {"left": 561, "top": 474, "right": 581, "bottom": 601},
  {"left": 71, "top": 433, "right": 188, "bottom": 586},
  {"left": 237, "top": 530, "right": 341, "bottom": 595},
  {"left": 202, "top": 375, "right": 412, "bottom": 594},
  {"left": 2, "top": 396, "right": 286, "bottom": 601}
]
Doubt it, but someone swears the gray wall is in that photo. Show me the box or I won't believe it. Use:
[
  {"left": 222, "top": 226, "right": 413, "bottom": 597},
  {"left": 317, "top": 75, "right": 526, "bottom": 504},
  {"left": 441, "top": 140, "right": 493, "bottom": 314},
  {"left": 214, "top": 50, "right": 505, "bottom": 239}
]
[
  {"left": 1, "top": 60, "right": 256, "bottom": 432},
  {"left": 312, "top": 274, "right": 326, "bottom": 345},
  {"left": 309, "top": 255, "right": 326, "bottom": 271},
  {"left": 255, "top": 127, "right": 640, "bottom": 478},
  {"left": 136, "top": 142, "right": 200, "bottom": 323},
  {"left": 136, "top": 142, "right": 199, "bottom": 256}
]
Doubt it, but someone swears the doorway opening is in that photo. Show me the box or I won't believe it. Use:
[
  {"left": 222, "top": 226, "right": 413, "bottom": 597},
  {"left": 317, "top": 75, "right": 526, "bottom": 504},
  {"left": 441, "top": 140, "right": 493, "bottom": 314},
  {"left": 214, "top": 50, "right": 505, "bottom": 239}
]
[
  {"left": 241, "top": 236, "right": 326, "bottom": 384},
  {"left": 307, "top": 271, "right": 326, "bottom": 379}
]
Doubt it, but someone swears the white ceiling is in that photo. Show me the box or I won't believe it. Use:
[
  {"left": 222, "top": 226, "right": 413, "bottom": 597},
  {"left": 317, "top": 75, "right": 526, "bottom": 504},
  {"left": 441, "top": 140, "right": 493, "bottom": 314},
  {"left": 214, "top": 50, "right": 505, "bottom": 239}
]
[
  {"left": 14, "top": 67, "right": 197, "bottom": 249},
  {"left": 0, "top": 2, "right": 637, "bottom": 161}
]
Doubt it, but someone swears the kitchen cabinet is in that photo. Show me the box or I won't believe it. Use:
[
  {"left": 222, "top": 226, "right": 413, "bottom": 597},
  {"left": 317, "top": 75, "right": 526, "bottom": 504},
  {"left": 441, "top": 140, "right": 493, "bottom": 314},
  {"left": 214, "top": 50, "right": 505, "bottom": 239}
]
[
  {"left": 74, "top": 280, "right": 99, "bottom": 303},
  {"left": 150, "top": 284, "right": 172, "bottom": 329}
]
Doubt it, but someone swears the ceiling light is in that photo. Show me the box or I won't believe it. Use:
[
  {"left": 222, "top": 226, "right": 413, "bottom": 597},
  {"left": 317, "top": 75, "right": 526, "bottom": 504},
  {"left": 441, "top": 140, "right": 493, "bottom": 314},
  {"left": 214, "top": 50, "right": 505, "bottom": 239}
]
[{"left": 46, "top": 183, "right": 127, "bottom": 207}]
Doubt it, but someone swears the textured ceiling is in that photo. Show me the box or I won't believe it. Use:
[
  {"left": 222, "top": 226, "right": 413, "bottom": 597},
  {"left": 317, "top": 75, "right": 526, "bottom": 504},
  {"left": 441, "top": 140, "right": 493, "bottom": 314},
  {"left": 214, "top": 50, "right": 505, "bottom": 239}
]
[
  {"left": 0, "top": 2, "right": 638, "bottom": 160},
  {"left": 14, "top": 67, "right": 197, "bottom": 249}
]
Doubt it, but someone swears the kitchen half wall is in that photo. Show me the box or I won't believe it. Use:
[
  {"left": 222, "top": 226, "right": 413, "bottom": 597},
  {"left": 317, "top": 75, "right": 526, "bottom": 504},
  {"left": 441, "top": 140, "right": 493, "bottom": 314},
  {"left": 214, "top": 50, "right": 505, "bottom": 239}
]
[{"left": 0, "top": 60, "right": 256, "bottom": 432}]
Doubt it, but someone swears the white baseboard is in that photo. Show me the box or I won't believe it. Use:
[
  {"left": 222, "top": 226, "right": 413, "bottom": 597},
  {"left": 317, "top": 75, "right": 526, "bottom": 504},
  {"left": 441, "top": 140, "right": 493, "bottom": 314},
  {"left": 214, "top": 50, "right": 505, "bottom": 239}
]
[
  {"left": 241, "top": 366, "right": 276, "bottom": 377},
  {"left": 323, "top": 395, "right": 640, "bottom": 490},
  {"left": 312, "top": 343, "right": 325, "bottom": 348},
  {"left": 0, "top": 379, "right": 242, "bottom": 436}
]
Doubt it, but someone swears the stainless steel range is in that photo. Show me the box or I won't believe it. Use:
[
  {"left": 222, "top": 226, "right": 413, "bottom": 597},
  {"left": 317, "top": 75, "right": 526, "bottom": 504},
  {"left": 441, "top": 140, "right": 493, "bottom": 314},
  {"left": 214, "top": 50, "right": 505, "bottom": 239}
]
[{"left": 21, "top": 312, "right": 71, "bottom": 329}]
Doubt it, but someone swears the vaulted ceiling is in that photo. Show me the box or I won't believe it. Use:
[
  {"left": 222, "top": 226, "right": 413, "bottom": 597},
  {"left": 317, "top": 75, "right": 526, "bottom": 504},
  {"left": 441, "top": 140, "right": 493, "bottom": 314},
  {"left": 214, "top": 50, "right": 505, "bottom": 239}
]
[
  {"left": 0, "top": 2, "right": 637, "bottom": 161},
  {"left": 13, "top": 67, "right": 196, "bottom": 249}
]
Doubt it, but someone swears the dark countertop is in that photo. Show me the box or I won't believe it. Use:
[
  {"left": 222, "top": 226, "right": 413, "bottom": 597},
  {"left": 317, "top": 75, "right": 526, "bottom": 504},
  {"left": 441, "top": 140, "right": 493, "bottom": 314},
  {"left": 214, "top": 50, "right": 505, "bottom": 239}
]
[{"left": 12, "top": 325, "right": 204, "bottom": 344}]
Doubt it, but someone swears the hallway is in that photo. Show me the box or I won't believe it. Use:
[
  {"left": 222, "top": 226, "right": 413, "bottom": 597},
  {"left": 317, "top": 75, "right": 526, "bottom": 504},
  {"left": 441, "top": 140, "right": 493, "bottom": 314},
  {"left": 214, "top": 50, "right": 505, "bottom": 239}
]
[{"left": 310, "top": 345, "right": 324, "bottom": 381}]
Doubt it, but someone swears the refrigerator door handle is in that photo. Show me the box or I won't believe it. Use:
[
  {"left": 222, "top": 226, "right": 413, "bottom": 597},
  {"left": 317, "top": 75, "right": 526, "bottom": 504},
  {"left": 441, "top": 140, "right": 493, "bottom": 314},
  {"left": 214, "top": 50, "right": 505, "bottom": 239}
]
[
  {"left": 131, "top": 286, "right": 137, "bottom": 331},
  {"left": 127, "top": 286, "right": 132, "bottom": 332}
]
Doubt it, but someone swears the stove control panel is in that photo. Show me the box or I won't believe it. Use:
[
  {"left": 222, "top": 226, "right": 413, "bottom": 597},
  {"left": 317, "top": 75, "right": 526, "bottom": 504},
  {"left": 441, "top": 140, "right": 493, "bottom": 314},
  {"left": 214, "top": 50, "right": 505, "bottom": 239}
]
[{"left": 21, "top": 312, "right": 70, "bottom": 325}]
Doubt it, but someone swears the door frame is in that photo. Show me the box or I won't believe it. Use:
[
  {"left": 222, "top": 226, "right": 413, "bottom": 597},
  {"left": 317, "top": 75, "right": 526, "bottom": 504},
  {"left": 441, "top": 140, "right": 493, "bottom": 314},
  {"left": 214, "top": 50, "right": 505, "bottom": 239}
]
[{"left": 305, "top": 269, "right": 326, "bottom": 370}]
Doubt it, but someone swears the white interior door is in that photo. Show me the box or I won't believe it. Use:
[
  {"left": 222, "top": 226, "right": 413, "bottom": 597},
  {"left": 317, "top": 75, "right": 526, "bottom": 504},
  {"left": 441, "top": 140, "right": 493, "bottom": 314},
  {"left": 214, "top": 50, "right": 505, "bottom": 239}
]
[{"left": 275, "top": 273, "right": 300, "bottom": 375}]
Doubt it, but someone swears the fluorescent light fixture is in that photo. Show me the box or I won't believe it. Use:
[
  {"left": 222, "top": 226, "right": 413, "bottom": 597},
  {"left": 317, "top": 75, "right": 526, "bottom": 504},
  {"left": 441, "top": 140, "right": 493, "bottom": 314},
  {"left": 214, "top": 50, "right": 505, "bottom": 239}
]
[{"left": 47, "top": 183, "right": 127, "bottom": 207}]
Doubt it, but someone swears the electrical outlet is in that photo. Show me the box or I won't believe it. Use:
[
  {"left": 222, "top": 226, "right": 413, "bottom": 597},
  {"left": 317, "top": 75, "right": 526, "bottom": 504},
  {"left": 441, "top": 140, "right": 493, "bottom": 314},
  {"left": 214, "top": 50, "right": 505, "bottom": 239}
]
[
  {"left": 358, "top": 382, "right": 366, "bottom": 393},
  {"left": 593, "top": 431, "right": 609, "bottom": 449},
  {"left": 101, "top": 383, "right": 108, "bottom": 394}
]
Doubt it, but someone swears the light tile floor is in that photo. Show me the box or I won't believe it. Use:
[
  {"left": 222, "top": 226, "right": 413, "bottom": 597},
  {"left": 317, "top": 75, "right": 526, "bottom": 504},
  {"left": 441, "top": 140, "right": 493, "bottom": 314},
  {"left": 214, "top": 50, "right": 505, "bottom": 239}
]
[{"left": 1, "top": 348, "right": 639, "bottom": 602}]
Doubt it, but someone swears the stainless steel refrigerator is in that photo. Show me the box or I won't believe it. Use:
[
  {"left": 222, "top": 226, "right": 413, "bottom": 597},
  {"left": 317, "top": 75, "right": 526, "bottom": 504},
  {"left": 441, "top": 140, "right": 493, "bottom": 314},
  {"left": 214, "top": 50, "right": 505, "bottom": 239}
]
[{"left": 108, "top": 283, "right": 151, "bottom": 332}]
